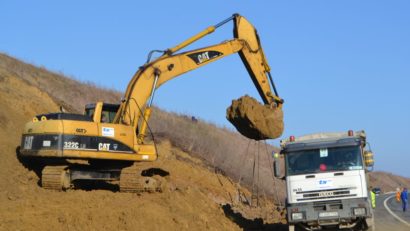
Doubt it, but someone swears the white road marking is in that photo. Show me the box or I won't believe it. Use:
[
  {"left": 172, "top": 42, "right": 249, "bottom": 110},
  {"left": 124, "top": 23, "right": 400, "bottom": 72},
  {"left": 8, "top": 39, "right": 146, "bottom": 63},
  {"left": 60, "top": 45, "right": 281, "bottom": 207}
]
[{"left": 383, "top": 194, "right": 410, "bottom": 227}]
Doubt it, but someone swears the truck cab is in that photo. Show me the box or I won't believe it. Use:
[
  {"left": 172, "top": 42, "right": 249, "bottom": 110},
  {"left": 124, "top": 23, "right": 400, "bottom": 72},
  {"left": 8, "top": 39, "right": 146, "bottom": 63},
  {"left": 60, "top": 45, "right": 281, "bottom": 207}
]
[{"left": 275, "top": 130, "right": 375, "bottom": 231}]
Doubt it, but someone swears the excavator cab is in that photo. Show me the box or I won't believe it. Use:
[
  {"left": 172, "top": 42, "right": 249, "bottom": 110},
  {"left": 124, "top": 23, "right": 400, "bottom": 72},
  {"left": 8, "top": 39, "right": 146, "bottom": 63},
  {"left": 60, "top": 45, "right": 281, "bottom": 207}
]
[{"left": 85, "top": 102, "right": 120, "bottom": 123}]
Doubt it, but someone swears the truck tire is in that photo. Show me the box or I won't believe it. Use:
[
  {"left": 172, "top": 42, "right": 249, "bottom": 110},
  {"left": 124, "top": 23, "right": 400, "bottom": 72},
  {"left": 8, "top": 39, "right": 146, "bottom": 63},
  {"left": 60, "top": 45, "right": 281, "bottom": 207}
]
[
  {"left": 288, "top": 224, "right": 303, "bottom": 231},
  {"left": 366, "top": 217, "right": 375, "bottom": 231}
]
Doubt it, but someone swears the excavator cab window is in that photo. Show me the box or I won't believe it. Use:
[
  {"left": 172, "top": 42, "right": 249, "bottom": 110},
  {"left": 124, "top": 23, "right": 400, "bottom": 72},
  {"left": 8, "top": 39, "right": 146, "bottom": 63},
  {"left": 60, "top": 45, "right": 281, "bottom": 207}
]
[
  {"left": 85, "top": 108, "right": 95, "bottom": 119},
  {"left": 85, "top": 103, "right": 120, "bottom": 123},
  {"left": 100, "top": 108, "right": 116, "bottom": 123}
]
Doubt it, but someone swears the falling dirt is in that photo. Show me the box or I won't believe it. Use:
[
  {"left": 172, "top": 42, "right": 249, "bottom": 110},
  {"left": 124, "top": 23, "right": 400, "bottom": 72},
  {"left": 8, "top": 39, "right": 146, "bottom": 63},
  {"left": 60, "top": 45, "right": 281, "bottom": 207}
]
[{"left": 226, "top": 95, "right": 284, "bottom": 140}]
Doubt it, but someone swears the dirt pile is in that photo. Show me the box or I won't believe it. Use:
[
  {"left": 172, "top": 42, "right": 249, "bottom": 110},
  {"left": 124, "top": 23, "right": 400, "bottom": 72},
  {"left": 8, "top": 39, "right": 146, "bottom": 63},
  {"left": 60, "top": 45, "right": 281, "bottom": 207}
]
[{"left": 226, "top": 95, "right": 284, "bottom": 140}]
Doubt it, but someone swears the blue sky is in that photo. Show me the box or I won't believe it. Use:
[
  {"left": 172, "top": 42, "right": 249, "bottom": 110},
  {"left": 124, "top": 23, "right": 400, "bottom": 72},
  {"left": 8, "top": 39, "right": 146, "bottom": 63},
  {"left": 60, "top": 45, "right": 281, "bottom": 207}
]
[{"left": 1, "top": 1, "right": 409, "bottom": 176}]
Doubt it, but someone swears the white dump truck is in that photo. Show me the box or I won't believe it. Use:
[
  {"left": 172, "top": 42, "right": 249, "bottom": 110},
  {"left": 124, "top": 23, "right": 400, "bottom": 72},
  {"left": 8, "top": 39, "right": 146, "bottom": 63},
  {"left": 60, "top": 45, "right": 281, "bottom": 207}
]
[{"left": 274, "top": 130, "right": 375, "bottom": 231}]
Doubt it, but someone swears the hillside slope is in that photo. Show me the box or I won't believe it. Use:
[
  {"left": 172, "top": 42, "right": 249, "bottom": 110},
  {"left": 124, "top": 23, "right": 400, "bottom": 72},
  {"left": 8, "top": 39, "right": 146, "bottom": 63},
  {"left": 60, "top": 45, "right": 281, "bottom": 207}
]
[
  {"left": 0, "top": 53, "right": 285, "bottom": 230},
  {"left": 0, "top": 52, "right": 287, "bottom": 199},
  {"left": 369, "top": 171, "right": 410, "bottom": 192}
]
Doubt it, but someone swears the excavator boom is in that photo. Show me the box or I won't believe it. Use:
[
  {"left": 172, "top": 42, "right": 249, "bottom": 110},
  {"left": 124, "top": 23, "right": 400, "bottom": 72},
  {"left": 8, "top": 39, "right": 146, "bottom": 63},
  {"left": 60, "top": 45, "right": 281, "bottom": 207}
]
[{"left": 114, "top": 14, "right": 284, "bottom": 143}]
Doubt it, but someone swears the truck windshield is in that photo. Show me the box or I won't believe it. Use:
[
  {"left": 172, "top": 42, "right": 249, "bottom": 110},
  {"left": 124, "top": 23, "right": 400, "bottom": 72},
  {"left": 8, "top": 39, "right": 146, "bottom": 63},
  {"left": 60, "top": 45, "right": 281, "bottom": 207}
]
[{"left": 285, "top": 146, "right": 363, "bottom": 176}]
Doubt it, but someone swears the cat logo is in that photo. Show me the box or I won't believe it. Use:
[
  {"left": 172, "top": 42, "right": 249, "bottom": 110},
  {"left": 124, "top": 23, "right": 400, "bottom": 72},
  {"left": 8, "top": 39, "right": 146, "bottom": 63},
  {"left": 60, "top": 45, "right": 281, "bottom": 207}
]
[
  {"left": 197, "top": 52, "right": 210, "bottom": 63},
  {"left": 98, "top": 143, "right": 111, "bottom": 151},
  {"left": 187, "top": 50, "right": 223, "bottom": 65}
]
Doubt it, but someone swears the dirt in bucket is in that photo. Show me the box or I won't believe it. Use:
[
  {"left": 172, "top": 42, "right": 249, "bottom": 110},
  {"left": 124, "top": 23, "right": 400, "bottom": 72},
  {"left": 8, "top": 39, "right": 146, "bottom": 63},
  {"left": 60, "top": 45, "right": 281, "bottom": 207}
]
[{"left": 226, "top": 95, "right": 284, "bottom": 140}]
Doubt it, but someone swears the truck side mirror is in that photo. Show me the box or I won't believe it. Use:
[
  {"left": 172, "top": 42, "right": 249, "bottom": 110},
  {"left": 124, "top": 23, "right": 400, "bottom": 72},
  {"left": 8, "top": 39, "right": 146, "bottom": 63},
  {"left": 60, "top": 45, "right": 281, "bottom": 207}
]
[
  {"left": 364, "top": 150, "right": 374, "bottom": 168},
  {"left": 273, "top": 152, "right": 281, "bottom": 178}
]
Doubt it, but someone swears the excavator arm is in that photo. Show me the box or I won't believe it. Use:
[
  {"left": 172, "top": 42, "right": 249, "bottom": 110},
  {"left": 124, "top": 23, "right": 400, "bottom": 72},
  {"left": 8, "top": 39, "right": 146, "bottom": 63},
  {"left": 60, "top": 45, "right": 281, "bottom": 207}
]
[{"left": 114, "top": 14, "right": 284, "bottom": 144}]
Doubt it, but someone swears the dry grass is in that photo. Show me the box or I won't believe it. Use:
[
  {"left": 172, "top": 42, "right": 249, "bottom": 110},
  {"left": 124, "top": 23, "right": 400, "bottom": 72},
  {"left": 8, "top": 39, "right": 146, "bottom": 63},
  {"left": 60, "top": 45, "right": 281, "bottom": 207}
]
[
  {"left": 0, "top": 53, "right": 121, "bottom": 113},
  {"left": 149, "top": 108, "right": 286, "bottom": 201}
]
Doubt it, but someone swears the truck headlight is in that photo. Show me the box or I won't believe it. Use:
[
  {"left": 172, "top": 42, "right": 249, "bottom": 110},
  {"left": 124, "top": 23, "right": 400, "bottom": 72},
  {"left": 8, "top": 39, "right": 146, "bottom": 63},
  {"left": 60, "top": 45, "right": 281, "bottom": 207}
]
[
  {"left": 353, "top": 207, "right": 366, "bottom": 216},
  {"left": 292, "top": 212, "right": 304, "bottom": 220}
]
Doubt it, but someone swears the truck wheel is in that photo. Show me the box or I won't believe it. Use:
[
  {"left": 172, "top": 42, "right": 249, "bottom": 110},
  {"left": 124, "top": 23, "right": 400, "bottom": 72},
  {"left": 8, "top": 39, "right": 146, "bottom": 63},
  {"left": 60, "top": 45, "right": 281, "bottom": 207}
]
[
  {"left": 289, "top": 224, "right": 306, "bottom": 231},
  {"left": 366, "top": 217, "right": 375, "bottom": 231}
]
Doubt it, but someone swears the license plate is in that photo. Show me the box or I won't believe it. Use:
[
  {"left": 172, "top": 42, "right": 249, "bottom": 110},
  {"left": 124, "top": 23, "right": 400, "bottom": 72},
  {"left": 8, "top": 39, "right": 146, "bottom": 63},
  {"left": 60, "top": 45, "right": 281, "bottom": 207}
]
[{"left": 319, "top": 212, "right": 338, "bottom": 218}]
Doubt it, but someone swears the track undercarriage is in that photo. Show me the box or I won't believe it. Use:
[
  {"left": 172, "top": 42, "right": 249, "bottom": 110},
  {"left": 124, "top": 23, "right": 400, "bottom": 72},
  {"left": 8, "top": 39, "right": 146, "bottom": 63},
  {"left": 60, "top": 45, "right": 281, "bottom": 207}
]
[
  {"left": 17, "top": 145, "right": 169, "bottom": 193},
  {"left": 41, "top": 163, "right": 169, "bottom": 193},
  {"left": 39, "top": 161, "right": 168, "bottom": 193}
]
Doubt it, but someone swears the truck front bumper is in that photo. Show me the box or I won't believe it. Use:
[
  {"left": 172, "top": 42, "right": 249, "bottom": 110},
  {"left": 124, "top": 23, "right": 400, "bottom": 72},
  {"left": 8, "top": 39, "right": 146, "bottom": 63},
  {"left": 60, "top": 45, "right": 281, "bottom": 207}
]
[{"left": 287, "top": 198, "right": 372, "bottom": 227}]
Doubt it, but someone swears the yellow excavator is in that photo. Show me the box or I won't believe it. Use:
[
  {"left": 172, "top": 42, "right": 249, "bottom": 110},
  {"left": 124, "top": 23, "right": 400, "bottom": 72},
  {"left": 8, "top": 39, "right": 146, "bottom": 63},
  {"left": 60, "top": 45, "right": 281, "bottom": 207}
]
[{"left": 19, "top": 14, "right": 284, "bottom": 192}]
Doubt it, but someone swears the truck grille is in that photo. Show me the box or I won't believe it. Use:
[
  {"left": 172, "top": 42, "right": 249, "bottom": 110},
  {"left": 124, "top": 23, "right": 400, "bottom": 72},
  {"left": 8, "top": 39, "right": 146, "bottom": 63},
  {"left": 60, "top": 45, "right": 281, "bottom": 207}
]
[
  {"left": 313, "top": 200, "right": 343, "bottom": 211},
  {"left": 296, "top": 188, "right": 357, "bottom": 201}
]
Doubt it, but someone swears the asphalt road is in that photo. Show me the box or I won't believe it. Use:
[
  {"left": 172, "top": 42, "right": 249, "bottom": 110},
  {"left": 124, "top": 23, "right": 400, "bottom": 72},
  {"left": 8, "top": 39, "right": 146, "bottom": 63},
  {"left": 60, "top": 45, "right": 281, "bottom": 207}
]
[{"left": 374, "top": 193, "right": 410, "bottom": 231}]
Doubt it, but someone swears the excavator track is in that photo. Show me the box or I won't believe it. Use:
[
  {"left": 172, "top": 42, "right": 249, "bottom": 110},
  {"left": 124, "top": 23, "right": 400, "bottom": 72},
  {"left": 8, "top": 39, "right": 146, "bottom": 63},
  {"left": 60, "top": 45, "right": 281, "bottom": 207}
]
[
  {"left": 119, "top": 167, "right": 145, "bottom": 193},
  {"left": 41, "top": 166, "right": 71, "bottom": 191},
  {"left": 119, "top": 164, "right": 163, "bottom": 193}
]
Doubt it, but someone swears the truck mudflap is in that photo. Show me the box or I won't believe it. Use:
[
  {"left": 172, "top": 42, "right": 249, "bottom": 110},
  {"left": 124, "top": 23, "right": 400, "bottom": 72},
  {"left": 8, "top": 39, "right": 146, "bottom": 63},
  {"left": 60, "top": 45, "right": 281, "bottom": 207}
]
[{"left": 287, "top": 198, "right": 373, "bottom": 230}]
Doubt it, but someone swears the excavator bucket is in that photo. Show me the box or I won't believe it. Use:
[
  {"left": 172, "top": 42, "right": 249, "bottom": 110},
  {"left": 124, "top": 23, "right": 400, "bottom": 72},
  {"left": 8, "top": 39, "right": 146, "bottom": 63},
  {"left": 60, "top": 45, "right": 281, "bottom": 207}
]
[
  {"left": 226, "top": 15, "right": 284, "bottom": 140},
  {"left": 227, "top": 95, "right": 284, "bottom": 140}
]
